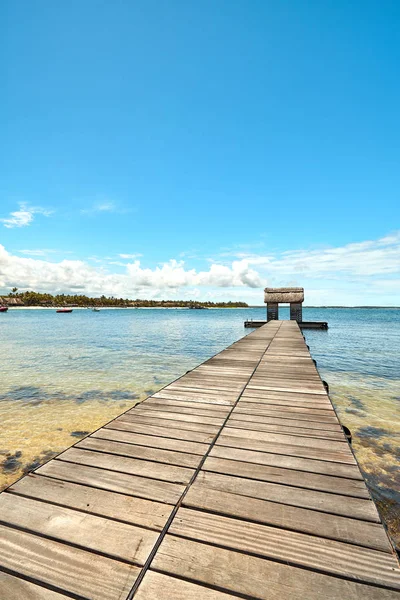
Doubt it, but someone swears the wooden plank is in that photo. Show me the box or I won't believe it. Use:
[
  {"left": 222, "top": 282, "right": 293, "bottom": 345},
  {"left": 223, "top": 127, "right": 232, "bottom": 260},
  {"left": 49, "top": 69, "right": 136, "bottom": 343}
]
[
  {"left": 159, "top": 384, "right": 238, "bottom": 398},
  {"left": 128, "top": 408, "right": 224, "bottom": 426},
  {"left": 0, "top": 524, "right": 139, "bottom": 600},
  {"left": 141, "top": 398, "right": 233, "bottom": 413},
  {"left": 217, "top": 433, "right": 356, "bottom": 464},
  {"left": 171, "top": 508, "right": 400, "bottom": 588},
  {"left": 134, "top": 403, "right": 230, "bottom": 419},
  {"left": 210, "top": 445, "right": 363, "bottom": 479},
  {"left": 222, "top": 427, "right": 348, "bottom": 451},
  {"left": 0, "top": 572, "right": 70, "bottom": 600},
  {"left": 154, "top": 385, "right": 237, "bottom": 397},
  {"left": 170, "top": 380, "right": 244, "bottom": 392},
  {"left": 228, "top": 414, "right": 342, "bottom": 432},
  {"left": 234, "top": 404, "right": 336, "bottom": 417},
  {"left": 0, "top": 493, "right": 158, "bottom": 565},
  {"left": 92, "top": 427, "right": 209, "bottom": 455},
  {"left": 194, "top": 471, "right": 379, "bottom": 521},
  {"left": 183, "top": 482, "right": 393, "bottom": 553},
  {"left": 135, "top": 571, "right": 238, "bottom": 599},
  {"left": 203, "top": 457, "right": 370, "bottom": 498},
  {"left": 147, "top": 393, "right": 232, "bottom": 406},
  {"left": 9, "top": 473, "right": 171, "bottom": 530},
  {"left": 106, "top": 419, "right": 216, "bottom": 443},
  {"left": 226, "top": 419, "right": 345, "bottom": 440},
  {"left": 232, "top": 407, "right": 339, "bottom": 424},
  {"left": 152, "top": 536, "right": 397, "bottom": 600},
  {"left": 36, "top": 459, "right": 184, "bottom": 504},
  {"left": 118, "top": 413, "right": 219, "bottom": 434},
  {"left": 60, "top": 446, "right": 196, "bottom": 482},
  {"left": 247, "top": 382, "right": 326, "bottom": 394},
  {"left": 240, "top": 397, "right": 332, "bottom": 409},
  {"left": 76, "top": 436, "right": 202, "bottom": 469}
]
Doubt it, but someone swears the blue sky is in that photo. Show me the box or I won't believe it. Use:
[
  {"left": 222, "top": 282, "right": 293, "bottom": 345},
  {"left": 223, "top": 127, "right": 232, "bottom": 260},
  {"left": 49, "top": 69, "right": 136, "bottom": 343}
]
[{"left": 1, "top": 0, "right": 399, "bottom": 304}]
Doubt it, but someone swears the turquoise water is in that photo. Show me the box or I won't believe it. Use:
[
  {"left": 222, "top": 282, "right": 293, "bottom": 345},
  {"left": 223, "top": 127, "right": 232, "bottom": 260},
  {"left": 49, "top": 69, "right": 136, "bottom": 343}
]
[{"left": 0, "top": 307, "right": 399, "bottom": 547}]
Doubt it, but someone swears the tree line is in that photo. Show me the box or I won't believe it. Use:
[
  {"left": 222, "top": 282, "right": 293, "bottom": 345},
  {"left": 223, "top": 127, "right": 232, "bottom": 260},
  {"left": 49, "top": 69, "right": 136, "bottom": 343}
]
[{"left": 3, "top": 289, "right": 248, "bottom": 308}]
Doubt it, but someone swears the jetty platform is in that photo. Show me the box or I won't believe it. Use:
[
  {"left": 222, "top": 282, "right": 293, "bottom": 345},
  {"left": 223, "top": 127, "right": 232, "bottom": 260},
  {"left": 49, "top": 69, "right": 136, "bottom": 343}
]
[
  {"left": 0, "top": 321, "right": 399, "bottom": 599},
  {"left": 244, "top": 319, "right": 329, "bottom": 329}
]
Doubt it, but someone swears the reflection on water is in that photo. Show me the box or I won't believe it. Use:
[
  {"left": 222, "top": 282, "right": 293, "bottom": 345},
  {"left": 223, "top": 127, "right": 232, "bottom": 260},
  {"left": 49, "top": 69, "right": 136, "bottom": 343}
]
[{"left": 0, "top": 307, "right": 399, "bottom": 549}]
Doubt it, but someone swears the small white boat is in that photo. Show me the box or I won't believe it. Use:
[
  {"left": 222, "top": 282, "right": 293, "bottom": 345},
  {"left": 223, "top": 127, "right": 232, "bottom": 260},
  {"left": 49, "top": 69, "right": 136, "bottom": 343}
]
[{"left": 92, "top": 307, "right": 100, "bottom": 312}]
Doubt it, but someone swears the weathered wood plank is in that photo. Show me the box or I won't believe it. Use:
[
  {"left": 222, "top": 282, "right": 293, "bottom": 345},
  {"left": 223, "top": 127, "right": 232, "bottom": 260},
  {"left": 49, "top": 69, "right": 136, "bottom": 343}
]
[
  {"left": 134, "top": 403, "right": 230, "bottom": 419},
  {"left": 106, "top": 419, "right": 216, "bottom": 443},
  {"left": 152, "top": 536, "right": 397, "bottom": 600},
  {"left": 135, "top": 571, "right": 238, "bottom": 599},
  {"left": 217, "top": 433, "right": 356, "bottom": 464},
  {"left": 203, "top": 456, "right": 370, "bottom": 498},
  {"left": 183, "top": 485, "right": 391, "bottom": 551},
  {"left": 0, "top": 524, "right": 140, "bottom": 600},
  {"left": 142, "top": 398, "right": 233, "bottom": 413},
  {"left": 232, "top": 407, "right": 339, "bottom": 423},
  {"left": 0, "top": 493, "right": 158, "bottom": 565},
  {"left": 222, "top": 427, "right": 348, "bottom": 451},
  {"left": 76, "top": 436, "right": 202, "bottom": 469},
  {"left": 129, "top": 408, "right": 224, "bottom": 426},
  {"left": 9, "top": 473, "right": 171, "bottom": 530},
  {"left": 210, "top": 444, "right": 363, "bottom": 479},
  {"left": 118, "top": 413, "right": 219, "bottom": 434},
  {"left": 228, "top": 414, "right": 342, "bottom": 432},
  {"left": 226, "top": 419, "right": 345, "bottom": 440},
  {"left": 92, "top": 427, "right": 209, "bottom": 455},
  {"left": 36, "top": 460, "right": 184, "bottom": 504},
  {"left": 171, "top": 508, "right": 400, "bottom": 588},
  {"left": 0, "top": 572, "right": 70, "bottom": 600},
  {"left": 194, "top": 471, "right": 379, "bottom": 521},
  {"left": 59, "top": 446, "right": 196, "bottom": 482}
]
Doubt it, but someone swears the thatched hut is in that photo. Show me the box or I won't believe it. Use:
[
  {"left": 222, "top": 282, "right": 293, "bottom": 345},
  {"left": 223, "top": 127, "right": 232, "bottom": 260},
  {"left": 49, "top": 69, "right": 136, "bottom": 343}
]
[
  {"left": 0, "top": 297, "right": 24, "bottom": 306},
  {"left": 264, "top": 287, "right": 304, "bottom": 322}
]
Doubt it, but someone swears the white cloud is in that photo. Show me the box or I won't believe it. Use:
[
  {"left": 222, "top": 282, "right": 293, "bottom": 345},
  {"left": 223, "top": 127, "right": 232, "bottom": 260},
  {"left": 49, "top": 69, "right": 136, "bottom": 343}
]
[
  {"left": 18, "top": 249, "right": 56, "bottom": 257},
  {"left": 81, "top": 202, "right": 118, "bottom": 214},
  {"left": 0, "top": 204, "right": 52, "bottom": 228},
  {"left": 0, "top": 231, "right": 399, "bottom": 304},
  {"left": 0, "top": 248, "right": 261, "bottom": 298},
  {"left": 96, "top": 202, "right": 115, "bottom": 212},
  {"left": 232, "top": 231, "right": 400, "bottom": 278},
  {"left": 119, "top": 253, "right": 142, "bottom": 259}
]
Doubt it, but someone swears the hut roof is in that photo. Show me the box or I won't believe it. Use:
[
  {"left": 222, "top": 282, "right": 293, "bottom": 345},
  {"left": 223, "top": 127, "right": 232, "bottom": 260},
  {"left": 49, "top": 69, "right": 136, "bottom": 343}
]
[{"left": 264, "top": 287, "right": 304, "bottom": 303}]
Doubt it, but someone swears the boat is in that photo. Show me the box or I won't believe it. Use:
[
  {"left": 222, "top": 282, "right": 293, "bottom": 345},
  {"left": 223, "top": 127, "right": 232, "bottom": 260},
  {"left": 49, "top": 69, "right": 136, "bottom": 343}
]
[
  {"left": 56, "top": 308, "right": 73, "bottom": 313},
  {"left": 0, "top": 306, "right": 8, "bottom": 312},
  {"left": 92, "top": 307, "right": 100, "bottom": 312}
]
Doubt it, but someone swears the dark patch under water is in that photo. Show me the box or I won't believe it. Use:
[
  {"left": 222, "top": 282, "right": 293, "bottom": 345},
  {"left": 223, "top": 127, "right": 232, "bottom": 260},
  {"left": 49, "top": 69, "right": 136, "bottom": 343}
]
[
  {"left": 70, "top": 431, "right": 90, "bottom": 438},
  {"left": 348, "top": 395, "right": 366, "bottom": 411},
  {"left": 22, "top": 449, "right": 58, "bottom": 475},
  {"left": 2, "top": 451, "right": 23, "bottom": 473},
  {"left": 358, "top": 426, "right": 390, "bottom": 438},
  {"left": 0, "top": 385, "right": 139, "bottom": 405}
]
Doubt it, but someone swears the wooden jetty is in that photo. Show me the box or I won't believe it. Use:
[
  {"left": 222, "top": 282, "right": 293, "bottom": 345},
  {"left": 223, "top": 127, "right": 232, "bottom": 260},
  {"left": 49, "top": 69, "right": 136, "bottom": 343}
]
[{"left": 0, "top": 320, "right": 399, "bottom": 599}]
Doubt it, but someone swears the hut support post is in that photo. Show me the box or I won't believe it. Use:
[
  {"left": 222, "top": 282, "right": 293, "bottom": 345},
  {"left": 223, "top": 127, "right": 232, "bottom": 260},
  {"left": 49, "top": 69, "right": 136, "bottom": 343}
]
[
  {"left": 290, "top": 302, "right": 302, "bottom": 322},
  {"left": 267, "top": 302, "right": 279, "bottom": 321}
]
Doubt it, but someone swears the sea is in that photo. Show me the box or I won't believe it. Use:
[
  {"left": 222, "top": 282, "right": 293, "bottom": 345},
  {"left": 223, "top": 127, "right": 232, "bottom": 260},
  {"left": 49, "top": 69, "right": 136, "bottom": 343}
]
[{"left": 1, "top": 307, "right": 399, "bottom": 548}]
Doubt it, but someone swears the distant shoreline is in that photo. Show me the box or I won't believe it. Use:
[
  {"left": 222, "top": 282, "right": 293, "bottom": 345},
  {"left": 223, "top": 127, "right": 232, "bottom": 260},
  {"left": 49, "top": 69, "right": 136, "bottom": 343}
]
[{"left": 3, "top": 305, "right": 399, "bottom": 310}]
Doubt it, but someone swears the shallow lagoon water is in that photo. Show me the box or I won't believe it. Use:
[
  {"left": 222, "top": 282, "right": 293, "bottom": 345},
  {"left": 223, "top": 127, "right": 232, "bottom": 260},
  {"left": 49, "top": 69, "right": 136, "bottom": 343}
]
[{"left": 0, "top": 307, "right": 399, "bottom": 548}]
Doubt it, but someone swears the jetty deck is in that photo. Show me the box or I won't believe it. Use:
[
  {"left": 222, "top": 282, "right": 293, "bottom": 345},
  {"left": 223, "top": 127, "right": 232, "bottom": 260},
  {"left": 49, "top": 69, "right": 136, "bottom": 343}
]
[{"left": 1, "top": 321, "right": 399, "bottom": 599}]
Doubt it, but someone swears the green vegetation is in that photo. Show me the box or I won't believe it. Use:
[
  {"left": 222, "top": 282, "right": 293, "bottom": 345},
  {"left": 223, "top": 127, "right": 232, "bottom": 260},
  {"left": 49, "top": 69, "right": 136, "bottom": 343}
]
[{"left": 1, "top": 290, "right": 248, "bottom": 308}]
